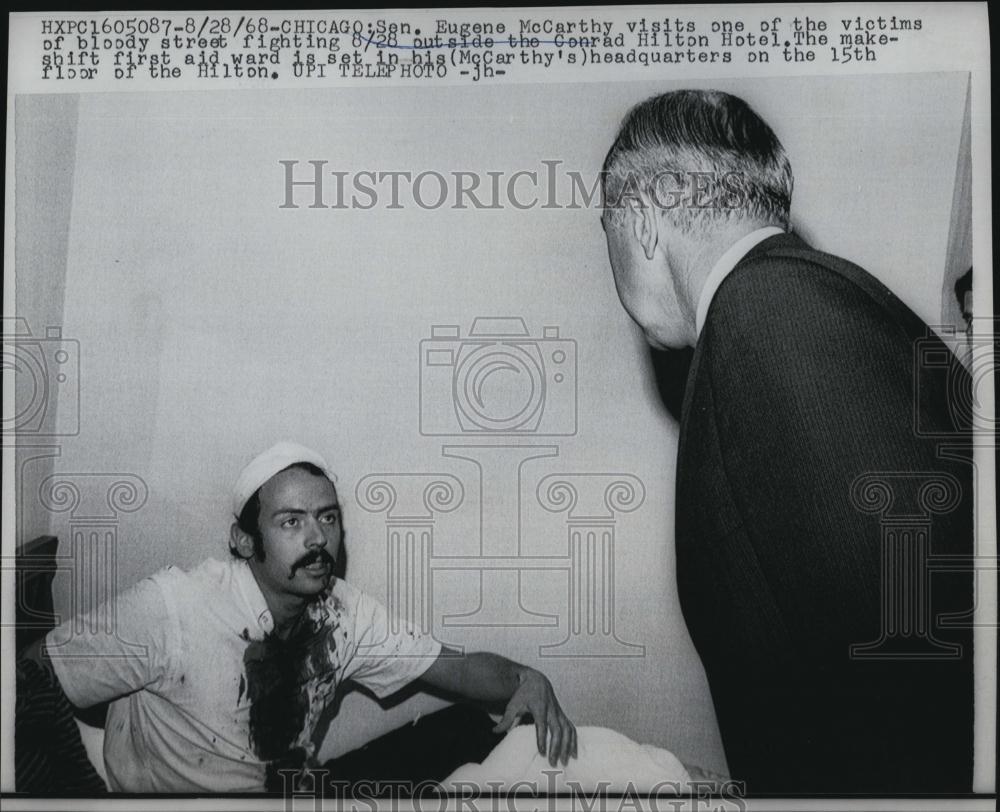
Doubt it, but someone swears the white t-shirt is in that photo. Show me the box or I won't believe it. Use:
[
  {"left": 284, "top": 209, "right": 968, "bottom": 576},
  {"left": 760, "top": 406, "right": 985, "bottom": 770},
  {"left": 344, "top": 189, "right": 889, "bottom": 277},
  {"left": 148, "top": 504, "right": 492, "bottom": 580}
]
[{"left": 46, "top": 557, "right": 441, "bottom": 792}]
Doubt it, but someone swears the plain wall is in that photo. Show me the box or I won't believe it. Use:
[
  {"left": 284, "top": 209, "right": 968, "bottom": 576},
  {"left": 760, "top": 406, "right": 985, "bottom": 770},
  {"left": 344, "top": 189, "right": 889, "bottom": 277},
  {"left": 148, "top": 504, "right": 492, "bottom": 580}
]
[
  {"left": 14, "top": 72, "right": 967, "bottom": 774},
  {"left": 12, "top": 94, "right": 79, "bottom": 548}
]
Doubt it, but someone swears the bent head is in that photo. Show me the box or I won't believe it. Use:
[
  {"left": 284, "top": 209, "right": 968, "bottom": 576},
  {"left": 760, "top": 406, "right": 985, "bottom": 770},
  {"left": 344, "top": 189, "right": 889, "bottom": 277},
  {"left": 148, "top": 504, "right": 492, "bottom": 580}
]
[{"left": 600, "top": 90, "right": 793, "bottom": 348}]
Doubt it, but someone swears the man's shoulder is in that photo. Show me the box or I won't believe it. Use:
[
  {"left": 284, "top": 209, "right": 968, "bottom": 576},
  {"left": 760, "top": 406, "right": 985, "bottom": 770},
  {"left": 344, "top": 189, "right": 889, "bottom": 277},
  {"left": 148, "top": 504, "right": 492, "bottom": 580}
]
[
  {"left": 307, "top": 579, "right": 383, "bottom": 648},
  {"left": 708, "top": 236, "right": 918, "bottom": 345},
  {"left": 326, "top": 577, "right": 374, "bottom": 614},
  {"left": 742, "top": 234, "right": 863, "bottom": 274},
  {"left": 726, "top": 239, "right": 881, "bottom": 309},
  {"left": 321, "top": 579, "right": 402, "bottom": 633},
  {"left": 144, "top": 557, "right": 244, "bottom": 606}
]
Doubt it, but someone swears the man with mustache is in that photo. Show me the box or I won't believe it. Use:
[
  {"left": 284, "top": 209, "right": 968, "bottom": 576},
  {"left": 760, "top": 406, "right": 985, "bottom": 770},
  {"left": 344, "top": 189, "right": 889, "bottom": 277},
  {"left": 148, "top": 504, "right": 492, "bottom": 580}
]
[{"left": 26, "top": 441, "right": 577, "bottom": 793}]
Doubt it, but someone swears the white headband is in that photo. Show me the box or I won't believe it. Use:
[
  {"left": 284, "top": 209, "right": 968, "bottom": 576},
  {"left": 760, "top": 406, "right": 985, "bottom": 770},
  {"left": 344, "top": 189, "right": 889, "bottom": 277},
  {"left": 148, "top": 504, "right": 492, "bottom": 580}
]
[{"left": 232, "top": 441, "right": 338, "bottom": 517}]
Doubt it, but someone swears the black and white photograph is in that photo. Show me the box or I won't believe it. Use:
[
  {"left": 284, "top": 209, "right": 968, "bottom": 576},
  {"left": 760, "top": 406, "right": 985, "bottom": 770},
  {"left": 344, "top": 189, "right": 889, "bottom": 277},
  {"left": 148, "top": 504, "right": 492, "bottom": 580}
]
[{"left": 2, "top": 5, "right": 995, "bottom": 810}]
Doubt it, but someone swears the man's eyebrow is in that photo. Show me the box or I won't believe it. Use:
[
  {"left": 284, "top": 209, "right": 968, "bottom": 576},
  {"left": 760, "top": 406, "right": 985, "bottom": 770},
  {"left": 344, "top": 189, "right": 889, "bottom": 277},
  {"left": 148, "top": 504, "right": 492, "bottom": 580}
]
[{"left": 270, "top": 504, "right": 340, "bottom": 519}]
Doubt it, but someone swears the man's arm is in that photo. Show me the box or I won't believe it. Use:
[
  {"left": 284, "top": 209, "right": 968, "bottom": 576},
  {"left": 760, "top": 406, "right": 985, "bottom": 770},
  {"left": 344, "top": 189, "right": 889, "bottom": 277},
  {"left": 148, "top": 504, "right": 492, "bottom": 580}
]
[
  {"left": 420, "top": 647, "right": 577, "bottom": 766},
  {"left": 15, "top": 646, "right": 109, "bottom": 792},
  {"left": 20, "top": 636, "right": 54, "bottom": 671},
  {"left": 25, "top": 573, "right": 178, "bottom": 710},
  {"left": 18, "top": 636, "right": 78, "bottom": 709}
]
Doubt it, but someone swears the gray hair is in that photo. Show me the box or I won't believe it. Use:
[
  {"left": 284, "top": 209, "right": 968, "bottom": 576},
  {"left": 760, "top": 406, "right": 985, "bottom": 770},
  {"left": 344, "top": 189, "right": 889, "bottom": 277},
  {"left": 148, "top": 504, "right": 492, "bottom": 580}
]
[{"left": 602, "top": 90, "right": 793, "bottom": 233}]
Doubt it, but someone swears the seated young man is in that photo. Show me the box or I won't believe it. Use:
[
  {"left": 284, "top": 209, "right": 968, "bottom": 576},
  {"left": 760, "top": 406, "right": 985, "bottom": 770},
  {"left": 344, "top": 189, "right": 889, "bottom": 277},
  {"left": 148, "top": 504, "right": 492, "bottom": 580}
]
[{"left": 22, "top": 441, "right": 577, "bottom": 792}]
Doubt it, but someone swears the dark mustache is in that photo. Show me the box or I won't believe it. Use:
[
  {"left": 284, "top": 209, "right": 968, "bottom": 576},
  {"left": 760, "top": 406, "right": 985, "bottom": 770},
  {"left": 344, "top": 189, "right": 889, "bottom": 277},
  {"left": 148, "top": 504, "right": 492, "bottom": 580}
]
[{"left": 288, "top": 548, "right": 337, "bottom": 578}]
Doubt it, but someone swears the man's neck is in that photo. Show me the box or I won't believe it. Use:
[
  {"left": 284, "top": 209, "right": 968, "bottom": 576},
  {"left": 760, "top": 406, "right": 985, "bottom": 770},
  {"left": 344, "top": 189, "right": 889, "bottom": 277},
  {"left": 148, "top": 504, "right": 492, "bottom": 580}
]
[
  {"left": 669, "top": 220, "right": 778, "bottom": 326},
  {"left": 248, "top": 568, "right": 310, "bottom": 637},
  {"left": 269, "top": 597, "right": 309, "bottom": 639}
]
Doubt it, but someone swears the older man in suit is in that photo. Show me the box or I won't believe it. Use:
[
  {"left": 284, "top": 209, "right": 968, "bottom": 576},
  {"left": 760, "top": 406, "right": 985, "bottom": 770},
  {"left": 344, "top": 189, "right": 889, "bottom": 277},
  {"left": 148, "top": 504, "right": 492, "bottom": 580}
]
[{"left": 599, "top": 89, "right": 973, "bottom": 794}]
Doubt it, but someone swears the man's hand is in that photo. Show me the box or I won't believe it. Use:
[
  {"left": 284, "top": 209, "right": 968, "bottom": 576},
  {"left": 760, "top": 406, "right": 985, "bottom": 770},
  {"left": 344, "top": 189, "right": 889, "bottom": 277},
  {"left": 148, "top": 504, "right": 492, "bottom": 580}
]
[
  {"left": 421, "top": 649, "right": 578, "bottom": 766},
  {"left": 493, "top": 667, "right": 577, "bottom": 767}
]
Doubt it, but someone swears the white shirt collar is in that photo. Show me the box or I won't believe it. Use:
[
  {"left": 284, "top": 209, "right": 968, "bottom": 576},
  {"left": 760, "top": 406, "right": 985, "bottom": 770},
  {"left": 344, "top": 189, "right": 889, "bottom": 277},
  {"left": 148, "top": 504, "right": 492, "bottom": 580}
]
[
  {"left": 694, "top": 226, "right": 786, "bottom": 337},
  {"left": 231, "top": 557, "right": 275, "bottom": 635}
]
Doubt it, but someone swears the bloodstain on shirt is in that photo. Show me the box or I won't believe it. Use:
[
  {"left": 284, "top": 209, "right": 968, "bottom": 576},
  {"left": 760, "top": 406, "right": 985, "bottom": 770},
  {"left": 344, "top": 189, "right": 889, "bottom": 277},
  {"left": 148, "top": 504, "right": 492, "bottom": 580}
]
[{"left": 242, "top": 593, "right": 343, "bottom": 792}]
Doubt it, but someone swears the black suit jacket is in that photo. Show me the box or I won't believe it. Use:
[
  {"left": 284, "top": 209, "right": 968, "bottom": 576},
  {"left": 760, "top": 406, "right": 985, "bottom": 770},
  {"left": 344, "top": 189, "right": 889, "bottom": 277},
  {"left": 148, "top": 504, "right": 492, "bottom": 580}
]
[{"left": 675, "top": 232, "right": 973, "bottom": 794}]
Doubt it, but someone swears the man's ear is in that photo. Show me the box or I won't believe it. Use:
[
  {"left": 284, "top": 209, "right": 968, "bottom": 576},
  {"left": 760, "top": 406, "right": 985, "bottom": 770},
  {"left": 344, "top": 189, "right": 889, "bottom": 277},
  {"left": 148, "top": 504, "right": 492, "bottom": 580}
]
[
  {"left": 625, "top": 193, "right": 660, "bottom": 261},
  {"left": 230, "top": 522, "right": 255, "bottom": 560}
]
